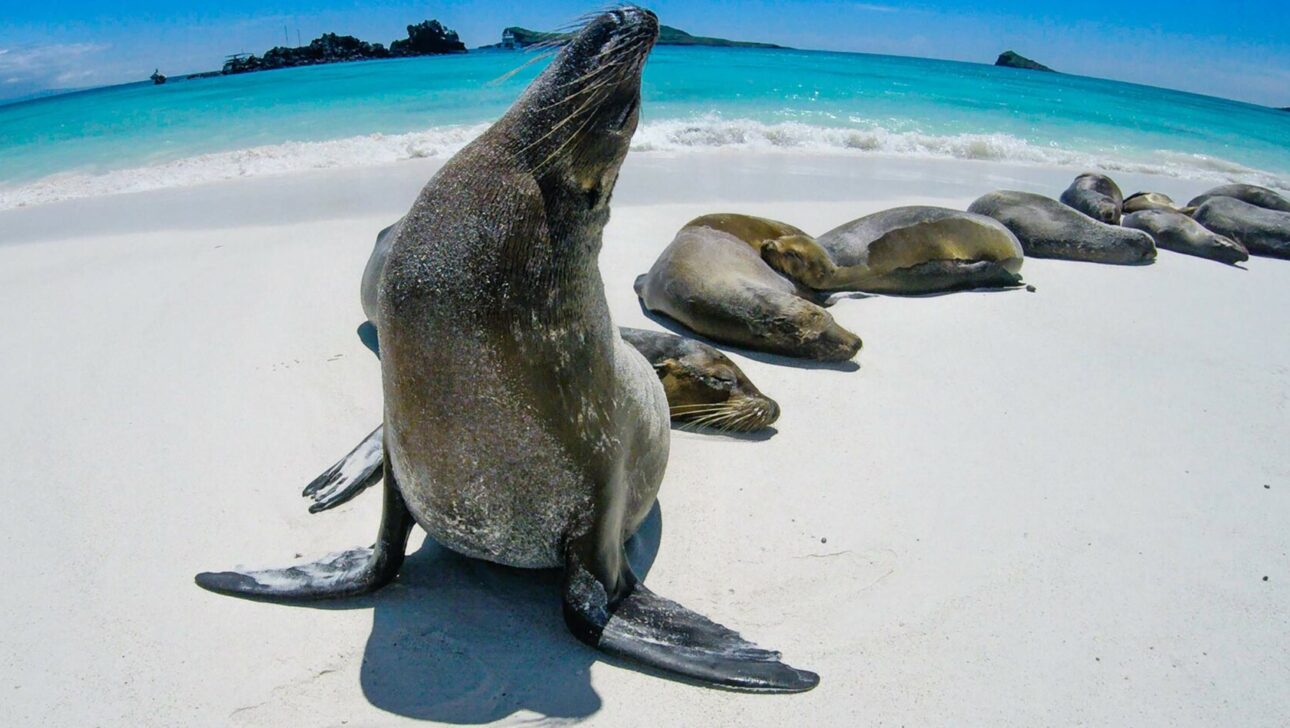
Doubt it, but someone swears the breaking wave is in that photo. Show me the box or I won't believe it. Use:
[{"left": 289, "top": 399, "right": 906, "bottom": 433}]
[{"left": 2, "top": 116, "right": 1286, "bottom": 210}]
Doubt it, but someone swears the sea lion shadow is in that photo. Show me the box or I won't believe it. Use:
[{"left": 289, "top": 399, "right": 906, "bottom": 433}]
[
  {"left": 829, "top": 285, "right": 1026, "bottom": 302},
  {"left": 302, "top": 502, "right": 663, "bottom": 723},
  {"left": 358, "top": 321, "right": 380, "bottom": 358},
  {"left": 637, "top": 306, "right": 861, "bottom": 373},
  {"left": 673, "top": 423, "right": 778, "bottom": 442}
]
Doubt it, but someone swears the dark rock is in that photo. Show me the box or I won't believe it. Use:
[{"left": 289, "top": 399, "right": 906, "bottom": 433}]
[
  {"left": 222, "top": 20, "right": 465, "bottom": 76},
  {"left": 389, "top": 20, "right": 467, "bottom": 56},
  {"left": 484, "top": 24, "right": 782, "bottom": 50},
  {"left": 995, "top": 51, "right": 1055, "bottom": 72}
]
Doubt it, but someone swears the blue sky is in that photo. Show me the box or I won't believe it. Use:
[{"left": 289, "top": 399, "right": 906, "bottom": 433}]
[{"left": 2, "top": 1, "right": 1287, "bottom": 105}]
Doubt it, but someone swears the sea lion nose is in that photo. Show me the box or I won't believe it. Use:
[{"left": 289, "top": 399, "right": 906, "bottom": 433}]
[
  {"left": 765, "top": 399, "right": 782, "bottom": 424},
  {"left": 619, "top": 6, "right": 660, "bottom": 26}
]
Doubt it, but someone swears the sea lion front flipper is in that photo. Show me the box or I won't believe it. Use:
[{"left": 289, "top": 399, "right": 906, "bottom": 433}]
[
  {"left": 872, "top": 260, "right": 1023, "bottom": 294},
  {"left": 195, "top": 454, "right": 413, "bottom": 601},
  {"left": 561, "top": 547, "right": 819, "bottom": 692},
  {"left": 302, "top": 425, "right": 385, "bottom": 513}
]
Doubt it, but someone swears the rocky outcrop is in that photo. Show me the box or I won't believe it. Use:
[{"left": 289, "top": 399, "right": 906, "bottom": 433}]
[
  {"left": 995, "top": 51, "right": 1055, "bottom": 72},
  {"left": 390, "top": 20, "right": 467, "bottom": 56},
  {"left": 484, "top": 24, "right": 781, "bottom": 50},
  {"left": 222, "top": 21, "right": 465, "bottom": 75}
]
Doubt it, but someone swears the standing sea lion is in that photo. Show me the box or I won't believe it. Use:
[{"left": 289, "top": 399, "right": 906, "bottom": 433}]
[
  {"left": 1191, "top": 196, "right": 1290, "bottom": 259},
  {"left": 361, "top": 222, "right": 782, "bottom": 431},
  {"left": 811, "top": 206, "right": 1025, "bottom": 293},
  {"left": 1060, "top": 173, "right": 1124, "bottom": 224},
  {"left": 1122, "top": 209, "right": 1248, "bottom": 265},
  {"left": 968, "top": 190, "right": 1156, "bottom": 264},
  {"left": 1122, "top": 191, "right": 1193, "bottom": 215},
  {"left": 634, "top": 223, "right": 862, "bottom": 361},
  {"left": 196, "top": 8, "right": 817, "bottom": 692},
  {"left": 304, "top": 328, "right": 781, "bottom": 513},
  {"left": 1187, "top": 184, "right": 1290, "bottom": 213}
]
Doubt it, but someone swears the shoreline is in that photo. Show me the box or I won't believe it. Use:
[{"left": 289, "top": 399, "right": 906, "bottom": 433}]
[
  {"left": 3, "top": 131, "right": 1289, "bottom": 215},
  {"left": 0, "top": 152, "right": 1245, "bottom": 247}
]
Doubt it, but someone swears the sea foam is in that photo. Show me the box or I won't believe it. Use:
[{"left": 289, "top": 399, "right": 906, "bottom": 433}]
[{"left": 1, "top": 117, "right": 1286, "bottom": 210}]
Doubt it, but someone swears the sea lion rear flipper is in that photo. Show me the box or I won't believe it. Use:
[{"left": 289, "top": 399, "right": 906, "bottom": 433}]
[
  {"left": 302, "top": 425, "right": 385, "bottom": 513},
  {"left": 561, "top": 546, "right": 819, "bottom": 692},
  {"left": 195, "top": 455, "right": 413, "bottom": 601}
]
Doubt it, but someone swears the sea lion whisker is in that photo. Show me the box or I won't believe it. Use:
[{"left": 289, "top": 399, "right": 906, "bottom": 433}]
[
  {"left": 670, "top": 407, "right": 731, "bottom": 417},
  {"left": 668, "top": 402, "right": 733, "bottom": 411},
  {"left": 491, "top": 47, "right": 561, "bottom": 86}
]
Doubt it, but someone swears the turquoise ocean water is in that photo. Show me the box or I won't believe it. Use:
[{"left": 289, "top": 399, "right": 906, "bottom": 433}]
[{"left": 1, "top": 46, "right": 1287, "bottom": 208}]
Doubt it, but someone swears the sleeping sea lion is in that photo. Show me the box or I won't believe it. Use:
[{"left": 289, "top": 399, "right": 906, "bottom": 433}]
[
  {"left": 1191, "top": 196, "right": 1290, "bottom": 259},
  {"left": 968, "top": 190, "right": 1156, "bottom": 264},
  {"left": 1122, "top": 191, "right": 1193, "bottom": 215},
  {"left": 634, "top": 223, "right": 862, "bottom": 361},
  {"left": 1060, "top": 173, "right": 1124, "bottom": 224},
  {"left": 1121, "top": 209, "right": 1248, "bottom": 265},
  {"left": 196, "top": 7, "right": 817, "bottom": 692},
  {"left": 1187, "top": 184, "right": 1290, "bottom": 213},
  {"left": 810, "top": 206, "right": 1025, "bottom": 293}
]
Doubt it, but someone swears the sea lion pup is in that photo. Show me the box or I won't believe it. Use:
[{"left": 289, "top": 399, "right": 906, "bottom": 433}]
[
  {"left": 304, "top": 329, "right": 781, "bottom": 512},
  {"left": 1187, "top": 183, "right": 1290, "bottom": 213},
  {"left": 196, "top": 8, "right": 817, "bottom": 692},
  {"left": 1123, "top": 191, "right": 1193, "bottom": 215},
  {"left": 810, "top": 206, "right": 1025, "bottom": 293},
  {"left": 1122, "top": 209, "right": 1249, "bottom": 265},
  {"left": 968, "top": 190, "right": 1156, "bottom": 264},
  {"left": 679, "top": 213, "right": 835, "bottom": 290},
  {"left": 634, "top": 223, "right": 862, "bottom": 361},
  {"left": 1191, "top": 196, "right": 1290, "bottom": 259},
  {"left": 1059, "top": 173, "right": 1124, "bottom": 224},
  {"left": 620, "top": 327, "right": 781, "bottom": 431}
]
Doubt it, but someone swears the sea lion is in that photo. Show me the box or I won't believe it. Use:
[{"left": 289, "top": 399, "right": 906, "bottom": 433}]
[
  {"left": 1187, "top": 184, "right": 1290, "bottom": 213},
  {"left": 304, "top": 328, "right": 781, "bottom": 513},
  {"left": 811, "top": 206, "right": 1025, "bottom": 293},
  {"left": 196, "top": 8, "right": 817, "bottom": 693},
  {"left": 1122, "top": 209, "right": 1248, "bottom": 265},
  {"left": 677, "top": 213, "right": 835, "bottom": 291},
  {"left": 361, "top": 223, "right": 780, "bottom": 432},
  {"left": 1059, "top": 173, "right": 1124, "bottom": 224},
  {"left": 634, "top": 224, "right": 862, "bottom": 361},
  {"left": 619, "top": 327, "right": 780, "bottom": 431},
  {"left": 1122, "top": 191, "right": 1193, "bottom": 215},
  {"left": 968, "top": 190, "right": 1156, "bottom": 264},
  {"left": 1191, "top": 196, "right": 1290, "bottom": 259}
]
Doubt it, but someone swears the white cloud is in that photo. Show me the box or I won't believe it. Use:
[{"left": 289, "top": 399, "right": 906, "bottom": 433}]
[
  {"left": 0, "top": 43, "right": 110, "bottom": 94},
  {"left": 852, "top": 3, "right": 902, "bottom": 12}
]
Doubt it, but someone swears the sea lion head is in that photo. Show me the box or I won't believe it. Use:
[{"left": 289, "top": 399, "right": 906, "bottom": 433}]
[
  {"left": 498, "top": 7, "right": 658, "bottom": 208},
  {"left": 655, "top": 346, "right": 781, "bottom": 432},
  {"left": 762, "top": 296, "right": 863, "bottom": 362},
  {"left": 1085, "top": 198, "right": 1121, "bottom": 225},
  {"left": 761, "top": 234, "right": 837, "bottom": 290}
]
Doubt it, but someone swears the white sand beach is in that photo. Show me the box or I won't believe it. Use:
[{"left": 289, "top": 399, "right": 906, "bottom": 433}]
[{"left": 1, "top": 152, "right": 1287, "bottom": 726}]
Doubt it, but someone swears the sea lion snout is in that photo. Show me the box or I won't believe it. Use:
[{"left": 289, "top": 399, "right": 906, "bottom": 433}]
[{"left": 811, "top": 321, "right": 863, "bottom": 361}]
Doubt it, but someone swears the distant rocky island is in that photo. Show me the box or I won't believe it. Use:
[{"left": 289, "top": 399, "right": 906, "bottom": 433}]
[
  {"left": 482, "top": 24, "right": 782, "bottom": 50},
  {"left": 995, "top": 51, "right": 1055, "bottom": 72},
  {"left": 221, "top": 20, "right": 465, "bottom": 75},
  {"left": 152, "top": 19, "right": 780, "bottom": 84}
]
